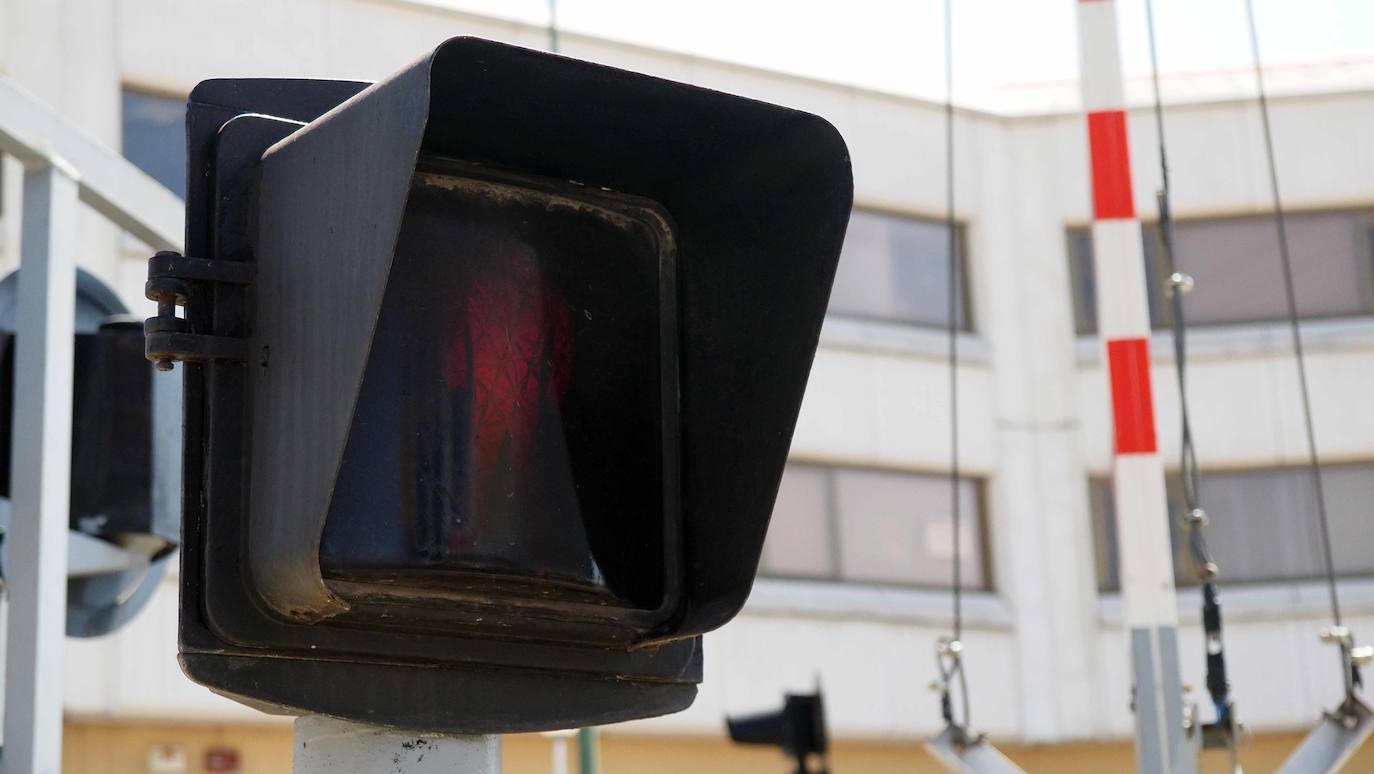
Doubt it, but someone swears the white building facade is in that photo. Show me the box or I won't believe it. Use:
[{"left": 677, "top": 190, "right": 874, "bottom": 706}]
[{"left": 4, "top": 0, "right": 1374, "bottom": 769}]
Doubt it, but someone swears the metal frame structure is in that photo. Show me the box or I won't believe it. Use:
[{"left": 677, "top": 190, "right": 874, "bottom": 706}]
[
  {"left": 0, "top": 76, "right": 181, "bottom": 774},
  {"left": 925, "top": 727, "right": 1027, "bottom": 774},
  {"left": 1277, "top": 691, "right": 1374, "bottom": 774}
]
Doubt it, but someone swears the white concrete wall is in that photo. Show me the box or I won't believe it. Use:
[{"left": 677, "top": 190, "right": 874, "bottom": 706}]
[
  {"left": 2, "top": 0, "right": 1372, "bottom": 747},
  {"left": 0, "top": 0, "right": 124, "bottom": 294}
]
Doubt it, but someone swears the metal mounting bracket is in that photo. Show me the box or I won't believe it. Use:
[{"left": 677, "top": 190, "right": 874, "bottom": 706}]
[
  {"left": 1276, "top": 695, "right": 1374, "bottom": 774},
  {"left": 1276, "top": 626, "right": 1374, "bottom": 774},
  {"left": 925, "top": 638, "right": 1027, "bottom": 774},
  {"left": 1184, "top": 697, "right": 1244, "bottom": 773},
  {"left": 143, "top": 250, "right": 254, "bottom": 370},
  {"left": 925, "top": 727, "right": 1026, "bottom": 774}
]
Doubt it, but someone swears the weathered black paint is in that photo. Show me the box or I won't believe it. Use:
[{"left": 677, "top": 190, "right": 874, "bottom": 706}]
[{"left": 175, "top": 37, "right": 851, "bottom": 732}]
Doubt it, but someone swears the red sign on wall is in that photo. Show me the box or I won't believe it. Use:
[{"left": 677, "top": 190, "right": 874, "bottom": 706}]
[{"left": 204, "top": 747, "right": 241, "bottom": 772}]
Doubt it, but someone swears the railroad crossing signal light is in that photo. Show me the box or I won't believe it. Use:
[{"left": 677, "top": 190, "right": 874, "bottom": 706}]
[
  {"left": 0, "top": 273, "right": 178, "bottom": 637},
  {"left": 727, "top": 691, "right": 830, "bottom": 774},
  {"left": 157, "top": 37, "right": 851, "bottom": 732}
]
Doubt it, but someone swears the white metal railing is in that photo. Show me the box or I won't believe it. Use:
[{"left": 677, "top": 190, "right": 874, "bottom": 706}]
[
  {"left": 0, "top": 78, "right": 182, "bottom": 252},
  {"left": 0, "top": 75, "right": 183, "bottom": 774}
]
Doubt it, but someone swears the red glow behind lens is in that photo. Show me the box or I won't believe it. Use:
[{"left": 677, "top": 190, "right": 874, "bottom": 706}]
[{"left": 442, "top": 243, "right": 573, "bottom": 470}]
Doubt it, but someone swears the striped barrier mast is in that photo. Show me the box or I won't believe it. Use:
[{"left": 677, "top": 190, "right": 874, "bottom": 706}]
[{"left": 1074, "top": 1, "right": 1193, "bottom": 772}]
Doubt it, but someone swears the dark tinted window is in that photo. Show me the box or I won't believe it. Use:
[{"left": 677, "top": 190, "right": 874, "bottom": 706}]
[
  {"left": 830, "top": 209, "right": 971, "bottom": 329},
  {"left": 1068, "top": 210, "right": 1374, "bottom": 333},
  {"left": 1090, "top": 464, "right": 1374, "bottom": 590},
  {"left": 121, "top": 89, "right": 186, "bottom": 197},
  {"left": 761, "top": 464, "right": 988, "bottom": 589}
]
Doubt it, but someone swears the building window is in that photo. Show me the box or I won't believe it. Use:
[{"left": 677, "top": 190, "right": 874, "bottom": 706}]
[
  {"left": 829, "top": 209, "right": 972, "bottom": 329},
  {"left": 121, "top": 88, "right": 186, "bottom": 198},
  {"left": 1089, "top": 463, "right": 1374, "bottom": 591},
  {"left": 760, "top": 464, "right": 988, "bottom": 589},
  {"left": 1068, "top": 210, "right": 1374, "bottom": 334}
]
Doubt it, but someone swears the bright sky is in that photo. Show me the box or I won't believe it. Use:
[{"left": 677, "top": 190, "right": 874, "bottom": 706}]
[{"left": 437, "top": 0, "right": 1374, "bottom": 101}]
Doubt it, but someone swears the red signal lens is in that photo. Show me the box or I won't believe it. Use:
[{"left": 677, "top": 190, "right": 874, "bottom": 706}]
[
  {"left": 320, "top": 159, "right": 677, "bottom": 617},
  {"left": 441, "top": 240, "right": 573, "bottom": 489}
]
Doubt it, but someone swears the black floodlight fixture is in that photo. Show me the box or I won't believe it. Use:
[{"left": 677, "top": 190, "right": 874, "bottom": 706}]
[
  {"left": 162, "top": 37, "right": 851, "bottom": 733},
  {"left": 727, "top": 691, "right": 830, "bottom": 774}
]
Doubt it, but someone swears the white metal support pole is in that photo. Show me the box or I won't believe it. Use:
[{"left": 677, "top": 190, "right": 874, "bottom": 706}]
[
  {"left": 294, "top": 716, "right": 501, "bottom": 774},
  {"left": 549, "top": 732, "right": 571, "bottom": 774},
  {"left": 2, "top": 159, "right": 79, "bottom": 774},
  {"left": 1074, "top": 1, "right": 1191, "bottom": 773}
]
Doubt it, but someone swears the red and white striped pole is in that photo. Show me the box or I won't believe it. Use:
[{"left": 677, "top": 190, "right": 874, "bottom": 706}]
[{"left": 1075, "top": 2, "right": 1191, "bottom": 772}]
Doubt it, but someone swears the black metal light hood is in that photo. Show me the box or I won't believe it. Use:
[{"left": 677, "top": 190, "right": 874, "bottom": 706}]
[{"left": 176, "top": 37, "right": 851, "bottom": 732}]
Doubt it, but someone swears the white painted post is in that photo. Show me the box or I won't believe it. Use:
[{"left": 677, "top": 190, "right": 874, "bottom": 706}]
[
  {"left": 550, "top": 733, "right": 570, "bottom": 774},
  {"left": 293, "top": 716, "right": 500, "bottom": 774},
  {"left": 2, "top": 159, "right": 79, "bottom": 774},
  {"left": 1074, "top": 1, "right": 1189, "bottom": 772}
]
